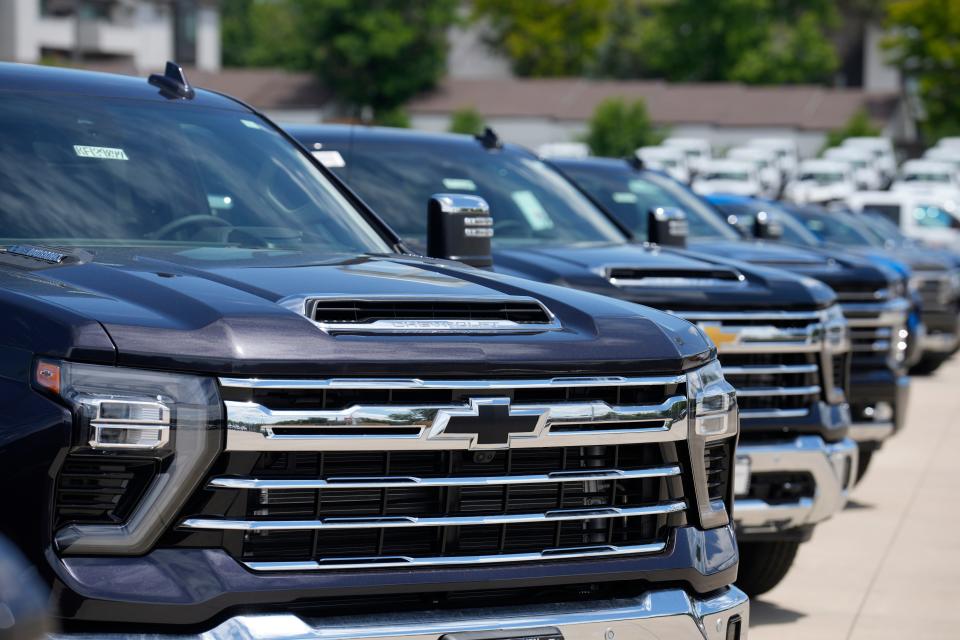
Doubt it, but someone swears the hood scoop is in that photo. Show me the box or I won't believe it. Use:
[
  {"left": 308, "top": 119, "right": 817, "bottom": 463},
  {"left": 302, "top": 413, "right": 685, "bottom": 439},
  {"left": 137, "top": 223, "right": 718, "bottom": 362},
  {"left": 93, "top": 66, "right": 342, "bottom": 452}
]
[
  {"left": 606, "top": 267, "right": 744, "bottom": 288},
  {"left": 289, "top": 296, "right": 562, "bottom": 334}
]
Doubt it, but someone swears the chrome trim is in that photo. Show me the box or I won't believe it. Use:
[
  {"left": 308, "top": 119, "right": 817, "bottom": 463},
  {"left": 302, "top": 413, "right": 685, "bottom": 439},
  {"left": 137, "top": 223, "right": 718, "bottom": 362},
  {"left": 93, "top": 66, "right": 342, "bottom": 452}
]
[
  {"left": 722, "top": 364, "right": 818, "bottom": 375},
  {"left": 218, "top": 374, "right": 686, "bottom": 390},
  {"left": 739, "top": 408, "right": 810, "bottom": 419},
  {"left": 85, "top": 399, "right": 171, "bottom": 450},
  {"left": 278, "top": 294, "right": 563, "bottom": 335},
  {"left": 180, "top": 501, "right": 687, "bottom": 531},
  {"left": 51, "top": 587, "right": 749, "bottom": 640},
  {"left": 735, "top": 436, "right": 857, "bottom": 532},
  {"left": 209, "top": 465, "right": 682, "bottom": 490},
  {"left": 244, "top": 542, "right": 668, "bottom": 572},
  {"left": 675, "top": 310, "right": 829, "bottom": 354},
  {"left": 734, "top": 385, "right": 821, "bottom": 398}
]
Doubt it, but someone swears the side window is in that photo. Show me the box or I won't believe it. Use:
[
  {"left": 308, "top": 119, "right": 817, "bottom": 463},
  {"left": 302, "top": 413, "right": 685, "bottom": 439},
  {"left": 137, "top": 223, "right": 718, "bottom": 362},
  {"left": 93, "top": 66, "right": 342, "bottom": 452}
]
[
  {"left": 912, "top": 205, "right": 958, "bottom": 229},
  {"left": 863, "top": 205, "right": 902, "bottom": 226}
]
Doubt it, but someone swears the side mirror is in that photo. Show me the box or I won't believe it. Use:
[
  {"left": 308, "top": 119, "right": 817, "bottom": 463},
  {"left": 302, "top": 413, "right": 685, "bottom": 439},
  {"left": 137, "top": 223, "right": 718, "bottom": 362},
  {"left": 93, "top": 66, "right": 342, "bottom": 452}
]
[
  {"left": 648, "top": 207, "right": 688, "bottom": 248},
  {"left": 753, "top": 210, "right": 784, "bottom": 240},
  {"left": 426, "top": 193, "right": 494, "bottom": 268}
]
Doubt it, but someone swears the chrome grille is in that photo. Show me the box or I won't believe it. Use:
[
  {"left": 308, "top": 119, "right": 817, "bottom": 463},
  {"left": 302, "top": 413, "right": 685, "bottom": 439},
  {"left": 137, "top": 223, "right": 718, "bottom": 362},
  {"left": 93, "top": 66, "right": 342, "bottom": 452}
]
[
  {"left": 840, "top": 300, "right": 909, "bottom": 371},
  {"left": 183, "top": 376, "right": 691, "bottom": 571},
  {"left": 674, "top": 311, "right": 841, "bottom": 420}
]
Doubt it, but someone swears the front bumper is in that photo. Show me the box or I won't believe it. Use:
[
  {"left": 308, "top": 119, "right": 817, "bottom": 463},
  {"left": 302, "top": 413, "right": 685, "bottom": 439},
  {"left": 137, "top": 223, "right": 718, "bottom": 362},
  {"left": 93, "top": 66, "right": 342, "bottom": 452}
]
[
  {"left": 51, "top": 587, "right": 749, "bottom": 640},
  {"left": 734, "top": 436, "right": 857, "bottom": 536}
]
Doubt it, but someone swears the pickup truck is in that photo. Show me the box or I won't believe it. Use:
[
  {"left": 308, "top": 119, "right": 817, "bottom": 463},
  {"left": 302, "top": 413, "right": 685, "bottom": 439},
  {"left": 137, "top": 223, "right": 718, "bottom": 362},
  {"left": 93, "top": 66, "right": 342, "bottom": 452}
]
[
  {"left": 286, "top": 124, "right": 857, "bottom": 597},
  {"left": 547, "top": 158, "right": 912, "bottom": 483},
  {"left": 0, "top": 63, "right": 749, "bottom": 638}
]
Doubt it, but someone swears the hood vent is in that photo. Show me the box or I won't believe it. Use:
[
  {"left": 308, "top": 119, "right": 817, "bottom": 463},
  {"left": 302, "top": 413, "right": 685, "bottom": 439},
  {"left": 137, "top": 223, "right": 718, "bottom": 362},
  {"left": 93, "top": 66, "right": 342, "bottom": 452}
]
[
  {"left": 299, "top": 297, "right": 561, "bottom": 334},
  {"left": 607, "top": 267, "right": 744, "bottom": 288}
]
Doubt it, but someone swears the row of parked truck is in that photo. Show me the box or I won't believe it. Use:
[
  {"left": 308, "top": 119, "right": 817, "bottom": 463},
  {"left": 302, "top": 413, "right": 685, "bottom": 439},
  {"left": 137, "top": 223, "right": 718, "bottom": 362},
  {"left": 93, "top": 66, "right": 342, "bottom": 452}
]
[{"left": 2, "top": 62, "right": 958, "bottom": 639}]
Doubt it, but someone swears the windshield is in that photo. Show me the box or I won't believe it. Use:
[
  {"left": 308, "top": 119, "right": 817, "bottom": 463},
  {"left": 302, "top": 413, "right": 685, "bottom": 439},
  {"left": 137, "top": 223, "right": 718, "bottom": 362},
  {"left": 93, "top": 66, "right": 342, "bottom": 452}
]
[
  {"left": 330, "top": 141, "right": 626, "bottom": 248},
  {"left": 0, "top": 93, "right": 390, "bottom": 253},
  {"left": 799, "top": 172, "right": 844, "bottom": 184},
  {"left": 712, "top": 201, "right": 821, "bottom": 246},
  {"left": 794, "top": 210, "right": 882, "bottom": 247},
  {"left": 555, "top": 164, "right": 741, "bottom": 240},
  {"left": 703, "top": 171, "right": 749, "bottom": 181},
  {"left": 860, "top": 211, "right": 907, "bottom": 244},
  {"left": 903, "top": 172, "right": 950, "bottom": 183}
]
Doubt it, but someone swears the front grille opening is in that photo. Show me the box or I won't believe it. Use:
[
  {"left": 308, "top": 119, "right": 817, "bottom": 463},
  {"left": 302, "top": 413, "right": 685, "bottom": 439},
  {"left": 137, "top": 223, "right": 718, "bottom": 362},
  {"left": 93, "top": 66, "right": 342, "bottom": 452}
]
[
  {"left": 718, "top": 353, "right": 820, "bottom": 413},
  {"left": 607, "top": 267, "right": 741, "bottom": 282},
  {"left": 55, "top": 456, "right": 158, "bottom": 528},
  {"left": 308, "top": 299, "right": 552, "bottom": 325},
  {"left": 744, "top": 471, "right": 815, "bottom": 504},
  {"left": 704, "top": 442, "right": 731, "bottom": 503}
]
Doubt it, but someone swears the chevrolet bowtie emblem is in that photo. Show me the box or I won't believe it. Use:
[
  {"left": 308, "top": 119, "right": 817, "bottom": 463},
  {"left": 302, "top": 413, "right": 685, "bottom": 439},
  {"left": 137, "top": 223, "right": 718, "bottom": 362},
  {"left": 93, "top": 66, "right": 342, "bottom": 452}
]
[
  {"left": 429, "top": 397, "right": 548, "bottom": 449},
  {"left": 699, "top": 323, "right": 740, "bottom": 347}
]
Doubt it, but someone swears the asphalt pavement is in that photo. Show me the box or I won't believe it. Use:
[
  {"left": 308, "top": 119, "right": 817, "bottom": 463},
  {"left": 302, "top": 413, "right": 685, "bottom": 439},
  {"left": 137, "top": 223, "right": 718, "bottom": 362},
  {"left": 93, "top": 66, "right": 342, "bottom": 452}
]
[{"left": 749, "top": 354, "right": 960, "bottom": 639}]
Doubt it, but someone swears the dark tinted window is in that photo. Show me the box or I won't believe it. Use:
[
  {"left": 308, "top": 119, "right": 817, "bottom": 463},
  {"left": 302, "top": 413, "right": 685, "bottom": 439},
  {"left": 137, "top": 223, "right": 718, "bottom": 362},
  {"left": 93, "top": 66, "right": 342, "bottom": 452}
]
[
  {"left": 331, "top": 140, "right": 625, "bottom": 248},
  {"left": 0, "top": 93, "right": 389, "bottom": 253}
]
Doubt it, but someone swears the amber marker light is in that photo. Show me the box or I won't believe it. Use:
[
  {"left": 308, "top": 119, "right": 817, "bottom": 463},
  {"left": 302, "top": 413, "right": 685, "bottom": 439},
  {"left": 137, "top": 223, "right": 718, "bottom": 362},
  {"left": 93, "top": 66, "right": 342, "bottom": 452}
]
[{"left": 34, "top": 360, "right": 61, "bottom": 395}]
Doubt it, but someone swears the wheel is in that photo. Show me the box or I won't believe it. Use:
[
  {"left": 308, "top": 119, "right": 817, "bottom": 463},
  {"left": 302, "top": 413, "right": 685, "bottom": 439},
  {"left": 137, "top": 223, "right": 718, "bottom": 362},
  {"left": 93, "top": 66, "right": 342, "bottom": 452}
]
[
  {"left": 736, "top": 540, "right": 800, "bottom": 597},
  {"left": 855, "top": 446, "right": 874, "bottom": 484}
]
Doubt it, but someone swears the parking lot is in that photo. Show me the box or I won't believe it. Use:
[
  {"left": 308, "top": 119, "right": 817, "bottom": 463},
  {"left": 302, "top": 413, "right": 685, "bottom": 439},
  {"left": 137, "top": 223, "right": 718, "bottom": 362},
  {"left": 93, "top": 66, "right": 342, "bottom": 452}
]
[{"left": 750, "top": 355, "right": 960, "bottom": 639}]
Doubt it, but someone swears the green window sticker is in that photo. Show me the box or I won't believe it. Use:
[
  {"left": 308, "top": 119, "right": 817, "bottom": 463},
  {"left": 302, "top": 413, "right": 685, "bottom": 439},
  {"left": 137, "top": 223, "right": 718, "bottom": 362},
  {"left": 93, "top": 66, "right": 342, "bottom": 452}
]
[
  {"left": 442, "top": 178, "right": 477, "bottom": 191},
  {"left": 511, "top": 190, "right": 554, "bottom": 231},
  {"left": 612, "top": 192, "right": 639, "bottom": 203},
  {"left": 73, "top": 145, "right": 129, "bottom": 161}
]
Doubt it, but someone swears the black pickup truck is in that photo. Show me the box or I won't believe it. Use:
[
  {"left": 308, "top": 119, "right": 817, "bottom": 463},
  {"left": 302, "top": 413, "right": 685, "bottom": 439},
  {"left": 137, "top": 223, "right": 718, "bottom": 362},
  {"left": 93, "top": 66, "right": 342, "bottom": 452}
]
[
  {"left": 0, "top": 63, "right": 749, "bottom": 637},
  {"left": 547, "top": 158, "right": 912, "bottom": 481},
  {"left": 287, "top": 124, "right": 857, "bottom": 596}
]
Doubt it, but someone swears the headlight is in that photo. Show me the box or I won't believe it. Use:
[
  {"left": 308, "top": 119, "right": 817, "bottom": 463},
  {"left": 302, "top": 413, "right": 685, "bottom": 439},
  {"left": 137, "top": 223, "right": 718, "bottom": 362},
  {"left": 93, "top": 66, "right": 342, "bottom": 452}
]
[
  {"left": 34, "top": 360, "right": 222, "bottom": 555},
  {"left": 686, "top": 360, "right": 738, "bottom": 529}
]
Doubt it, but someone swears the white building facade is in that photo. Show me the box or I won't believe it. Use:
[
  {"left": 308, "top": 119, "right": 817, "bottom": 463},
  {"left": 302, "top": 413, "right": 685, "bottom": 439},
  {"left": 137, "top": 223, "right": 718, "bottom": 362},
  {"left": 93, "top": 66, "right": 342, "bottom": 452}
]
[{"left": 0, "top": 0, "right": 220, "bottom": 72}]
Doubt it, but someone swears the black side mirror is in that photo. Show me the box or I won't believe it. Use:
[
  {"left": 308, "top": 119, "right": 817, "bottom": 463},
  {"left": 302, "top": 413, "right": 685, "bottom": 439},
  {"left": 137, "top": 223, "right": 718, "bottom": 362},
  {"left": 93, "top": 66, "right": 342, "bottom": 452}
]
[
  {"left": 753, "top": 210, "right": 784, "bottom": 240},
  {"left": 648, "top": 207, "right": 688, "bottom": 248},
  {"left": 426, "top": 194, "right": 494, "bottom": 268}
]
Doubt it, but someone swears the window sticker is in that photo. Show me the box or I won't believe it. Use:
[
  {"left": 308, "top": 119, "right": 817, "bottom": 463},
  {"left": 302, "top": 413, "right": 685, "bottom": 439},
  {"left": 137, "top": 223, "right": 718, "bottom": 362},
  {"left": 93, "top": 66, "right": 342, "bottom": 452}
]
[
  {"left": 612, "top": 192, "right": 639, "bottom": 203},
  {"left": 73, "top": 145, "right": 129, "bottom": 161},
  {"left": 241, "top": 119, "right": 265, "bottom": 130},
  {"left": 511, "top": 190, "right": 554, "bottom": 231},
  {"left": 442, "top": 178, "right": 477, "bottom": 191},
  {"left": 312, "top": 150, "right": 346, "bottom": 168},
  {"left": 628, "top": 179, "right": 659, "bottom": 194},
  {"left": 207, "top": 195, "right": 234, "bottom": 210}
]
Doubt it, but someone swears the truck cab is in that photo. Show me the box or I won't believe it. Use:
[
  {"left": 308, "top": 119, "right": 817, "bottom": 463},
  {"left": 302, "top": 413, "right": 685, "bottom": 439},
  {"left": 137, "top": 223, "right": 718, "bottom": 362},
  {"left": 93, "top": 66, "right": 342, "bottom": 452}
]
[
  {"left": 287, "top": 124, "right": 858, "bottom": 597},
  {"left": 846, "top": 190, "right": 960, "bottom": 252},
  {"left": 0, "top": 63, "right": 748, "bottom": 638}
]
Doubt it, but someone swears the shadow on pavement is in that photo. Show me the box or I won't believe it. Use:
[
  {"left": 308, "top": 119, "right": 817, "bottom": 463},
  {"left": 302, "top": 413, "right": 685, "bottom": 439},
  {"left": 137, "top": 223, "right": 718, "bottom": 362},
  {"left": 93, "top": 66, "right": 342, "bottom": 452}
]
[
  {"left": 844, "top": 498, "right": 875, "bottom": 511},
  {"left": 749, "top": 599, "right": 806, "bottom": 626}
]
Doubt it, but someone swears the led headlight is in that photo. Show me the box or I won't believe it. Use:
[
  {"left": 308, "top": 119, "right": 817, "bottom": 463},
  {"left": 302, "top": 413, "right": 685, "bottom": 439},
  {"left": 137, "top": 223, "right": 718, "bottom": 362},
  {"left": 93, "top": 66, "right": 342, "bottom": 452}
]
[
  {"left": 686, "top": 360, "right": 738, "bottom": 529},
  {"left": 34, "top": 360, "right": 222, "bottom": 555}
]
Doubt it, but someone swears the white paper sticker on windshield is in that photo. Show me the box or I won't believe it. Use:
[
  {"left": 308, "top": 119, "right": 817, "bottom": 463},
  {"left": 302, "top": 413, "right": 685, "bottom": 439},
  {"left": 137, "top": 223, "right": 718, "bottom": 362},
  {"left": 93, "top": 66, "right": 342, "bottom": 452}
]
[
  {"left": 312, "top": 150, "right": 346, "bottom": 168},
  {"left": 628, "top": 179, "right": 658, "bottom": 194},
  {"left": 241, "top": 119, "right": 264, "bottom": 130},
  {"left": 74, "top": 145, "right": 129, "bottom": 161},
  {"left": 511, "top": 190, "right": 554, "bottom": 231},
  {"left": 442, "top": 178, "right": 477, "bottom": 191},
  {"left": 612, "top": 192, "right": 639, "bottom": 203}
]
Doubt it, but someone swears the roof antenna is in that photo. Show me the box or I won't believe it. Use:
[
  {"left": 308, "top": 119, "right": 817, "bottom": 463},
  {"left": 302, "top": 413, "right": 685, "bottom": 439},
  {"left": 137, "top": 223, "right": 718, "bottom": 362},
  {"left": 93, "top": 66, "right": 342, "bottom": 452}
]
[
  {"left": 475, "top": 127, "right": 502, "bottom": 150},
  {"left": 148, "top": 61, "right": 195, "bottom": 100}
]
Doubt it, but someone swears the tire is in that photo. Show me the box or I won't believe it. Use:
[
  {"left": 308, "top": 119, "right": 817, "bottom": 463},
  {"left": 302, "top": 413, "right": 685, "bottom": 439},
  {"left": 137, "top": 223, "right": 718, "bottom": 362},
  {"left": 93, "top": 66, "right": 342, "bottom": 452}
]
[
  {"left": 856, "top": 447, "right": 874, "bottom": 484},
  {"left": 736, "top": 540, "right": 800, "bottom": 597}
]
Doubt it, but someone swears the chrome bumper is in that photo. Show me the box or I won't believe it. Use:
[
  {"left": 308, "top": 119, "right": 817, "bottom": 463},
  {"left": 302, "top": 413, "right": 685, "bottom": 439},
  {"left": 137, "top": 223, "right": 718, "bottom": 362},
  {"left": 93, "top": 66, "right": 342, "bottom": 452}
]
[
  {"left": 920, "top": 331, "right": 959, "bottom": 354},
  {"left": 735, "top": 436, "right": 857, "bottom": 534},
  {"left": 50, "top": 587, "right": 749, "bottom": 640}
]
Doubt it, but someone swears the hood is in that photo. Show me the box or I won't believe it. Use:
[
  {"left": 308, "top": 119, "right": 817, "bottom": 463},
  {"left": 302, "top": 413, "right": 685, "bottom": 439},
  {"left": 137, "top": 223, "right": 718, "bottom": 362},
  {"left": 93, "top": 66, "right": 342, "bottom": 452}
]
[
  {"left": 0, "top": 246, "right": 712, "bottom": 376},
  {"left": 690, "top": 239, "right": 900, "bottom": 293},
  {"left": 493, "top": 242, "right": 833, "bottom": 312}
]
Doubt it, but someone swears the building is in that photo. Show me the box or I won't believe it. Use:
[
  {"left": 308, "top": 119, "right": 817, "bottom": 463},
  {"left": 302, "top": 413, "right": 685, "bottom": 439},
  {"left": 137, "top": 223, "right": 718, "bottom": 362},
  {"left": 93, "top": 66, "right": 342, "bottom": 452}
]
[
  {"left": 0, "top": 0, "right": 220, "bottom": 72},
  {"left": 406, "top": 77, "right": 914, "bottom": 157}
]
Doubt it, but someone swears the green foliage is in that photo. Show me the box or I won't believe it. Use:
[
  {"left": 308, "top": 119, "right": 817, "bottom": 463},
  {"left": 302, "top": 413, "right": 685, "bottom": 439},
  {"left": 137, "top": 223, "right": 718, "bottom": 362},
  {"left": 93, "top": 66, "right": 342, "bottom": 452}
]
[
  {"left": 448, "top": 107, "right": 486, "bottom": 135},
  {"left": 582, "top": 97, "right": 662, "bottom": 158},
  {"left": 373, "top": 108, "right": 411, "bottom": 129},
  {"left": 220, "top": 0, "right": 458, "bottom": 119},
  {"left": 472, "top": 0, "right": 611, "bottom": 76},
  {"left": 475, "top": 0, "right": 840, "bottom": 85},
  {"left": 823, "top": 109, "right": 882, "bottom": 150},
  {"left": 884, "top": 0, "right": 960, "bottom": 141}
]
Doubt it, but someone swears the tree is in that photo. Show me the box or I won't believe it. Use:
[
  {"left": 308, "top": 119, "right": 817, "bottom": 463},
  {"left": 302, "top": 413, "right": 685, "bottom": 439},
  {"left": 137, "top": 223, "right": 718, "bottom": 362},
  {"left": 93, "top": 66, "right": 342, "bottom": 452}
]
[
  {"left": 220, "top": 0, "right": 458, "bottom": 120},
  {"left": 823, "top": 109, "right": 881, "bottom": 150},
  {"left": 582, "top": 97, "right": 662, "bottom": 157},
  {"left": 448, "top": 107, "right": 486, "bottom": 134},
  {"left": 471, "top": 0, "right": 611, "bottom": 76},
  {"left": 884, "top": 0, "right": 960, "bottom": 141}
]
